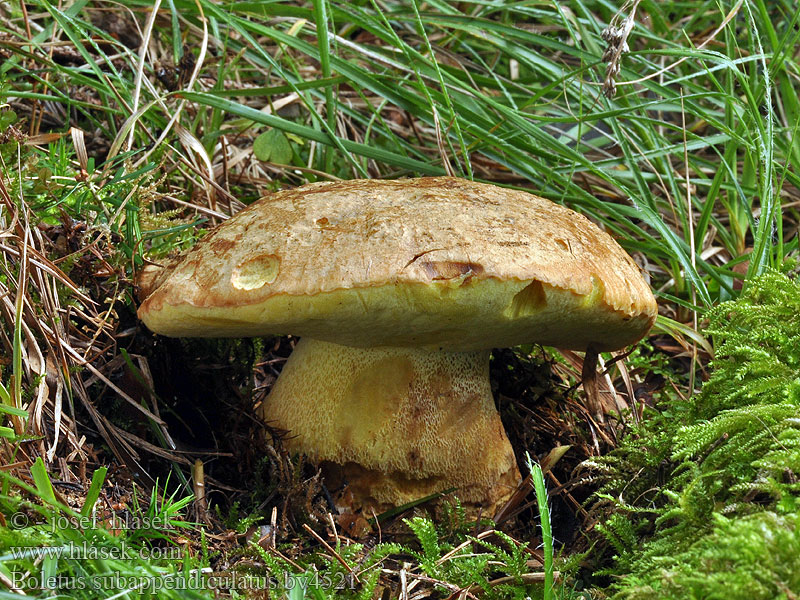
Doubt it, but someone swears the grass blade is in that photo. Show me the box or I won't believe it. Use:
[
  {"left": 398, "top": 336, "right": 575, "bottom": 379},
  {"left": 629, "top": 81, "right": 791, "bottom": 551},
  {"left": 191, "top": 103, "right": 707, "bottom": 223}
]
[
  {"left": 30, "top": 457, "right": 56, "bottom": 506},
  {"left": 529, "top": 456, "right": 554, "bottom": 600},
  {"left": 81, "top": 466, "right": 108, "bottom": 517}
]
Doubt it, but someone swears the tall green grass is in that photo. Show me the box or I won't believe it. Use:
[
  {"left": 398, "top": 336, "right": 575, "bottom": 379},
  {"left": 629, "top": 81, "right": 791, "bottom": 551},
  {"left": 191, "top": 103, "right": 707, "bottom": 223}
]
[{"left": 2, "top": 0, "right": 795, "bottom": 308}]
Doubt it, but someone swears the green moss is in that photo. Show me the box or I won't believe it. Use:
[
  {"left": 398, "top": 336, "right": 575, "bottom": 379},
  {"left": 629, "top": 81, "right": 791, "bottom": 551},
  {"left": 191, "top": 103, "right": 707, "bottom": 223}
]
[
  {"left": 590, "top": 270, "right": 800, "bottom": 599},
  {"left": 612, "top": 512, "right": 800, "bottom": 600}
]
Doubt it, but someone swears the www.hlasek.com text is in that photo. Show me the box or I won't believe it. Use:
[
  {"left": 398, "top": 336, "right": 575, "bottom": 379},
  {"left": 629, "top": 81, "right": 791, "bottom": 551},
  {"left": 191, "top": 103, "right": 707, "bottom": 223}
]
[{"left": 9, "top": 539, "right": 184, "bottom": 561}]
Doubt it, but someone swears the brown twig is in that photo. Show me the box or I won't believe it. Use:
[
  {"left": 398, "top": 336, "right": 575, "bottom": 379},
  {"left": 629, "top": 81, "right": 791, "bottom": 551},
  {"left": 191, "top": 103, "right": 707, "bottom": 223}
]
[{"left": 302, "top": 523, "right": 361, "bottom": 584}]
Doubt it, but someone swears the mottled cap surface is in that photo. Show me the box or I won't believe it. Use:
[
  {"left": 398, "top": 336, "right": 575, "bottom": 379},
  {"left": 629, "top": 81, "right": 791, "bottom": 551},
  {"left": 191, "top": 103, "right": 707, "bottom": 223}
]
[{"left": 138, "top": 177, "right": 657, "bottom": 351}]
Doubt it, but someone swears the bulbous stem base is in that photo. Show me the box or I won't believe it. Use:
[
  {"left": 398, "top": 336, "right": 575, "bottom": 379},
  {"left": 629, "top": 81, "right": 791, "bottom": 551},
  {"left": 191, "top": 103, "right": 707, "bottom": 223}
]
[{"left": 260, "top": 338, "right": 520, "bottom": 514}]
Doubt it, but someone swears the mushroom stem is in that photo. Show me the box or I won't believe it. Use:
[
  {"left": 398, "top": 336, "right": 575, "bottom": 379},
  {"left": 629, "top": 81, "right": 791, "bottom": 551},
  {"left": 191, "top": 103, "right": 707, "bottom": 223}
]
[{"left": 261, "top": 338, "right": 521, "bottom": 513}]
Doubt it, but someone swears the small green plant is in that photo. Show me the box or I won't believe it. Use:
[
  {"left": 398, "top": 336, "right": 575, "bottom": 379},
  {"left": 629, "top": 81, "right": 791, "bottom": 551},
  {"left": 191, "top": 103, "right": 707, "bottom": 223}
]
[
  {"left": 402, "top": 505, "right": 571, "bottom": 599},
  {"left": 249, "top": 533, "right": 403, "bottom": 599},
  {"left": 238, "top": 484, "right": 569, "bottom": 600}
]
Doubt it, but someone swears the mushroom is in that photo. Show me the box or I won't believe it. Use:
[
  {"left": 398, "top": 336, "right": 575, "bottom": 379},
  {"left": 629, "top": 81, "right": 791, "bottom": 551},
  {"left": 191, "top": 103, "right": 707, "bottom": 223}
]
[{"left": 138, "top": 177, "right": 657, "bottom": 513}]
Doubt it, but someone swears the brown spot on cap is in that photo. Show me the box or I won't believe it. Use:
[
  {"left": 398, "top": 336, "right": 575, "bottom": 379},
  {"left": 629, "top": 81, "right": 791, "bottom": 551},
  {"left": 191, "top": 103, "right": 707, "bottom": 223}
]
[{"left": 210, "top": 236, "right": 237, "bottom": 255}]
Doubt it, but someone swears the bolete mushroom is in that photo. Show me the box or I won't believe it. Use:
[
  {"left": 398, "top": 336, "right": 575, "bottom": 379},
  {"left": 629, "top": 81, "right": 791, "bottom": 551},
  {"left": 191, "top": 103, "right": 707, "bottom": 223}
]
[{"left": 138, "top": 177, "right": 657, "bottom": 514}]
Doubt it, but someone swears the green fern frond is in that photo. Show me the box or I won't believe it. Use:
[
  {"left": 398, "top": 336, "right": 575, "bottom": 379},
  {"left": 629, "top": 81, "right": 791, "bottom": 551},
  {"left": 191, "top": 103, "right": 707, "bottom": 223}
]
[{"left": 403, "top": 516, "right": 442, "bottom": 577}]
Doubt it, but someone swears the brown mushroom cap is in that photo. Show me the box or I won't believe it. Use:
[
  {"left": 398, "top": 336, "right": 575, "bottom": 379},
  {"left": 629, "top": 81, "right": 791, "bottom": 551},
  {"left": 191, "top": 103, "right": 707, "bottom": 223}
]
[{"left": 138, "top": 177, "right": 656, "bottom": 351}]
